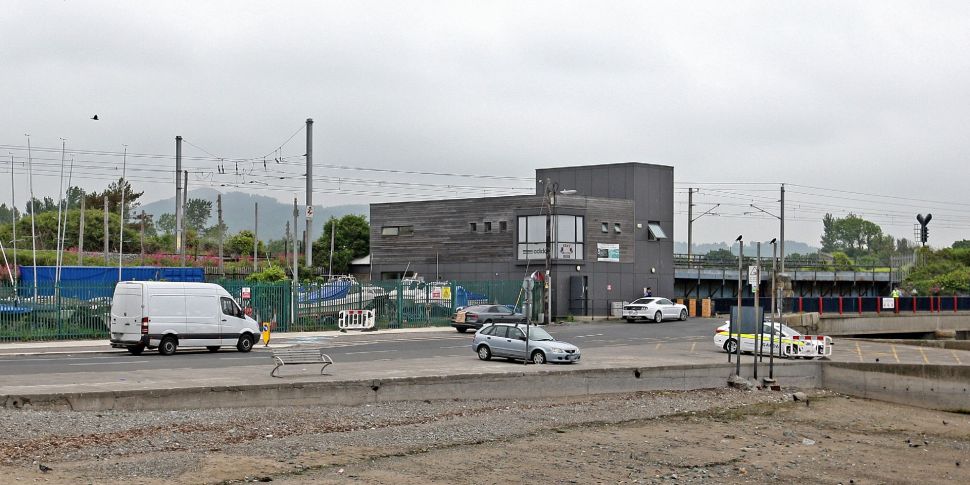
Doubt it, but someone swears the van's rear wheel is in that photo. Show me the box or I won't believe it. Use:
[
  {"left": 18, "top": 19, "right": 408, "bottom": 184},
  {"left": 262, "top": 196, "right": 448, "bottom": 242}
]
[
  {"left": 206, "top": 346, "right": 221, "bottom": 352},
  {"left": 127, "top": 345, "right": 145, "bottom": 355},
  {"left": 158, "top": 336, "right": 178, "bottom": 356},
  {"left": 236, "top": 335, "right": 254, "bottom": 353}
]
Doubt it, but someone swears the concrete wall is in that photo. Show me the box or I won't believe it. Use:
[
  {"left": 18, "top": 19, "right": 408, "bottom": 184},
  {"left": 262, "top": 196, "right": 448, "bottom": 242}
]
[
  {"left": 822, "top": 362, "right": 970, "bottom": 412},
  {"left": 785, "top": 312, "right": 970, "bottom": 337},
  {"left": 2, "top": 362, "right": 821, "bottom": 412}
]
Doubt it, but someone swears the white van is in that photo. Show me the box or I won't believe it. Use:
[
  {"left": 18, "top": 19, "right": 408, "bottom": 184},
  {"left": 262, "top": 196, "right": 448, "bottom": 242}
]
[{"left": 109, "top": 281, "right": 260, "bottom": 356}]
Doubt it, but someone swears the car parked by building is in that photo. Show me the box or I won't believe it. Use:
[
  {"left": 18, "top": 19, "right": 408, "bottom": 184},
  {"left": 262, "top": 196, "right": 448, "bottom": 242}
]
[
  {"left": 622, "top": 297, "right": 688, "bottom": 323},
  {"left": 471, "top": 323, "right": 580, "bottom": 364},
  {"left": 451, "top": 304, "right": 526, "bottom": 333}
]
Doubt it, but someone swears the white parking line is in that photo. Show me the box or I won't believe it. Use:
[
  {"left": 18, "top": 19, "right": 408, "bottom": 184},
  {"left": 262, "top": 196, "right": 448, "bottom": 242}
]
[
  {"left": 69, "top": 360, "right": 150, "bottom": 366},
  {"left": 343, "top": 350, "right": 399, "bottom": 355},
  {"left": 439, "top": 345, "right": 469, "bottom": 349},
  {"left": 573, "top": 334, "right": 604, "bottom": 338}
]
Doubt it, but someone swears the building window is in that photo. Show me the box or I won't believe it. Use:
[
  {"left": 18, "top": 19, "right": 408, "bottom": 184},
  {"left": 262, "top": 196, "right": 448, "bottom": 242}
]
[
  {"left": 517, "top": 215, "right": 584, "bottom": 260},
  {"left": 499, "top": 221, "right": 507, "bottom": 232},
  {"left": 601, "top": 222, "right": 608, "bottom": 233},
  {"left": 485, "top": 221, "right": 492, "bottom": 232},
  {"left": 381, "top": 225, "right": 413, "bottom": 236},
  {"left": 470, "top": 222, "right": 477, "bottom": 232},
  {"left": 614, "top": 223, "right": 622, "bottom": 234},
  {"left": 647, "top": 221, "right": 667, "bottom": 241}
]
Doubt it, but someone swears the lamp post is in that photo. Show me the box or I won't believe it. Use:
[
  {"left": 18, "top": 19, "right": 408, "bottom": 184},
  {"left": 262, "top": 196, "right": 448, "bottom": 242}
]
[{"left": 543, "top": 179, "right": 576, "bottom": 324}]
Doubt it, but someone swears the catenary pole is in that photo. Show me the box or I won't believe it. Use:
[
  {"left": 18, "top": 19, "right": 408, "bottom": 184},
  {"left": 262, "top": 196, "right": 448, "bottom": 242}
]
[
  {"left": 175, "top": 136, "right": 182, "bottom": 257},
  {"left": 687, "top": 188, "right": 694, "bottom": 265},
  {"left": 103, "top": 196, "right": 108, "bottom": 264},
  {"left": 779, "top": 183, "right": 785, "bottom": 306},
  {"left": 305, "top": 118, "right": 313, "bottom": 268},
  {"left": 181, "top": 170, "right": 188, "bottom": 266},
  {"left": 54, "top": 140, "right": 66, "bottom": 287},
  {"left": 9, "top": 154, "right": 18, "bottom": 296},
  {"left": 735, "top": 238, "right": 743, "bottom": 375},
  {"left": 254, "top": 202, "right": 259, "bottom": 273},
  {"left": 26, "top": 135, "right": 38, "bottom": 300},
  {"left": 78, "top": 193, "right": 84, "bottom": 267}
]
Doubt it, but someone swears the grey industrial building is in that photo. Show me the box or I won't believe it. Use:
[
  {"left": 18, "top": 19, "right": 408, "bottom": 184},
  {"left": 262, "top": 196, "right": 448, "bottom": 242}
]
[{"left": 369, "top": 162, "right": 674, "bottom": 318}]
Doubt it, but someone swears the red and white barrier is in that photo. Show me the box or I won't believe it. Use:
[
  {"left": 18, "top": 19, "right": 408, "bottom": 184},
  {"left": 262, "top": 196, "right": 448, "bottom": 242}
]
[
  {"left": 338, "top": 309, "right": 375, "bottom": 330},
  {"left": 787, "top": 335, "right": 833, "bottom": 358}
]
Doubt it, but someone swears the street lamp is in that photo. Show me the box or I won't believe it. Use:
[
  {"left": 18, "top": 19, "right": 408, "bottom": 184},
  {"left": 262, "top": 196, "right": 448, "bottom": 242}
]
[{"left": 543, "top": 179, "right": 576, "bottom": 324}]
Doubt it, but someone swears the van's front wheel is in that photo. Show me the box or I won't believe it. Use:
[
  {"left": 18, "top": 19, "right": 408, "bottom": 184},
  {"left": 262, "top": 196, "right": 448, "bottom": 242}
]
[
  {"left": 236, "top": 335, "right": 254, "bottom": 353},
  {"left": 158, "top": 336, "right": 178, "bottom": 356}
]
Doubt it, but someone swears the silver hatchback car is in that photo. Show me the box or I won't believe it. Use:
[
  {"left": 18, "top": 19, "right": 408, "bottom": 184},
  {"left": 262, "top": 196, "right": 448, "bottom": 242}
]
[{"left": 472, "top": 323, "right": 581, "bottom": 364}]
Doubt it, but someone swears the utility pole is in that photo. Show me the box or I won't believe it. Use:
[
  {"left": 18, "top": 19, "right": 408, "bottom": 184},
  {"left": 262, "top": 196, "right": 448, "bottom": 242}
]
[
  {"left": 253, "top": 202, "right": 259, "bottom": 273},
  {"left": 305, "top": 117, "right": 313, "bottom": 268},
  {"left": 103, "top": 196, "right": 109, "bottom": 264},
  {"left": 543, "top": 180, "right": 552, "bottom": 325},
  {"left": 687, "top": 187, "right": 694, "bottom": 264},
  {"left": 175, "top": 136, "right": 182, "bottom": 258},
  {"left": 78, "top": 193, "right": 84, "bottom": 267},
  {"left": 181, "top": 170, "right": 188, "bottom": 266},
  {"left": 735, "top": 236, "right": 743, "bottom": 375},
  {"left": 779, "top": 183, "right": 786, "bottom": 311},
  {"left": 118, "top": 145, "right": 127, "bottom": 281},
  {"left": 217, "top": 194, "right": 224, "bottom": 276}
]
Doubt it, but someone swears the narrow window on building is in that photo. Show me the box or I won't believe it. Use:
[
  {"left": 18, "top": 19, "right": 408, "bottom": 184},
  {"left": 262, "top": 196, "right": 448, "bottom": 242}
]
[
  {"left": 614, "top": 223, "right": 622, "bottom": 234},
  {"left": 399, "top": 225, "right": 414, "bottom": 236},
  {"left": 647, "top": 221, "right": 667, "bottom": 241},
  {"left": 499, "top": 221, "right": 507, "bottom": 232},
  {"left": 601, "top": 222, "right": 608, "bottom": 233},
  {"left": 484, "top": 221, "right": 492, "bottom": 232},
  {"left": 381, "top": 226, "right": 399, "bottom": 236},
  {"left": 470, "top": 222, "right": 477, "bottom": 232}
]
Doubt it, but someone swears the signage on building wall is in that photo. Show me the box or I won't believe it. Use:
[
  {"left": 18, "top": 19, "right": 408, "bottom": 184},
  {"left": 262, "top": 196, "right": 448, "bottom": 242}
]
[
  {"left": 882, "top": 297, "right": 895, "bottom": 310},
  {"left": 596, "top": 243, "right": 620, "bottom": 262},
  {"left": 558, "top": 242, "right": 576, "bottom": 259}
]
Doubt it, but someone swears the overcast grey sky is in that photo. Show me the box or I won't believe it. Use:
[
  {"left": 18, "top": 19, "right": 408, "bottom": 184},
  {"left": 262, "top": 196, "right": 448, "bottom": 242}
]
[{"left": 2, "top": 1, "right": 969, "bottom": 248}]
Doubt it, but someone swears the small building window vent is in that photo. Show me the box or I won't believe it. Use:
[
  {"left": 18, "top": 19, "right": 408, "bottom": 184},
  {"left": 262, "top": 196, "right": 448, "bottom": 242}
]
[{"left": 647, "top": 222, "right": 667, "bottom": 240}]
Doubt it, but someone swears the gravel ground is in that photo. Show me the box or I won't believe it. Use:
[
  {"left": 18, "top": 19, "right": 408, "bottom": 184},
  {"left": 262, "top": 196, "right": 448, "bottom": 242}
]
[{"left": 1, "top": 388, "right": 968, "bottom": 484}]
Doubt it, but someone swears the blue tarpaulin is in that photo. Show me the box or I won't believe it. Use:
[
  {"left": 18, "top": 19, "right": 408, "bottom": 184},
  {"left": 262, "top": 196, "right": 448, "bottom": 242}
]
[{"left": 17, "top": 266, "right": 205, "bottom": 299}]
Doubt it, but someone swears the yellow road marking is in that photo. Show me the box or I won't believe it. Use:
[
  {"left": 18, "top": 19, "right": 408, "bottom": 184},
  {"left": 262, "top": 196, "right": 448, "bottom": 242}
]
[
  {"left": 891, "top": 345, "right": 899, "bottom": 363},
  {"left": 918, "top": 346, "right": 930, "bottom": 364},
  {"left": 690, "top": 342, "right": 696, "bottom": 353},
  {"left": 951, "top": 350, "right": 962, "bottom": 365},
  {"left": 855, "top": 341, "right": 864, "bottom": 362}
]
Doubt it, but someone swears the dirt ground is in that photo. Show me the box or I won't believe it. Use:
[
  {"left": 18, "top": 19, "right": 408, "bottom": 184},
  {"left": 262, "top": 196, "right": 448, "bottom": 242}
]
[{"left": 3, "top": 390, "right": 969, "bottom": 484}]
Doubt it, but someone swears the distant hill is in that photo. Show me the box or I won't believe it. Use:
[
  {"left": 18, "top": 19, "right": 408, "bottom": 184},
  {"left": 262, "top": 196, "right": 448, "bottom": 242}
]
[
  {"left": 674, "top": 240, "right": 818, "bottom": 257},
  {"left": 139, "top": 188, "right": 368, "bottom": 241}
]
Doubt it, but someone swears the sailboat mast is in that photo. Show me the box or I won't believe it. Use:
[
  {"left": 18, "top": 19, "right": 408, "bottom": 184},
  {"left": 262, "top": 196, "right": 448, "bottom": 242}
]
[{"left": 26, "top": 135, "right": 37, "bottom": 300}]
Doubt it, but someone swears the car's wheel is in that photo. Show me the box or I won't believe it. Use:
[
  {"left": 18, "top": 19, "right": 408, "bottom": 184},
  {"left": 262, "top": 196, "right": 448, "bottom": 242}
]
[
  {"left": 236, "top": 335, "right": 254, "bottom": 353},
  {"left": 206, "top": 346, "right": 221, "bottom": 352},
  {"left": 126, "top": 345, "right": 144, "bottom": 355},
  {"left": 654, "top": 311, "right": 663, "bottom": 323},
  {"left": 679, "top": 309, "right": 688, "bottom": 321},
  {"left": 531, "top": 350, "right": 546, "bottom": 365},
  {"left": 624, "top": 317, "right": 633, "bottom": 323},
  {"left": 724, "top": 338, "right": 738, "bottom": 354},
  {"left": 158, "top": 336, "right": 178, "bottom": 356},
  {"left": 456, "top": 327, "right": 468, "bottom": 333},
  {"left": 477, "top": 345, "right": 492, "bottom": 361}
]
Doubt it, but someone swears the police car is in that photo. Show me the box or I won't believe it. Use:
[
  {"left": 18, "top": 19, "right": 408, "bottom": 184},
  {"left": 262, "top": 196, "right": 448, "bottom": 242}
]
[{"left": 714, "top": 321, "right": 833, "bottom": 358}]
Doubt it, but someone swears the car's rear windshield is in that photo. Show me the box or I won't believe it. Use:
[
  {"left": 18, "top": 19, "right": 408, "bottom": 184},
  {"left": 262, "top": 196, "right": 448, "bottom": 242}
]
[{"left": 631, "top": 298, "right": 656, "bottom": 305}]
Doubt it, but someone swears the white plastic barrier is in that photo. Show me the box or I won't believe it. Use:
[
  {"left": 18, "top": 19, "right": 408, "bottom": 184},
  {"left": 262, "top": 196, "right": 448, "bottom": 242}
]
[
  {"left": 787, "top": 335, "right": 833, "bottom": 358},
  {"left": 338, "top": 309, "right": 375, "bottom": 330}
]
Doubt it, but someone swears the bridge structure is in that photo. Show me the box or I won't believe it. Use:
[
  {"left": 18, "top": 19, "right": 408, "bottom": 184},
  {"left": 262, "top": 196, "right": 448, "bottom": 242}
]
[{"left": 674, "top": 253, "right": 906, "bottom": 299}]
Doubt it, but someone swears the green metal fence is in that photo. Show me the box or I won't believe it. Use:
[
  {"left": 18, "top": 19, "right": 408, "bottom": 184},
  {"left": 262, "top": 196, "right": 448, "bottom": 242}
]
[{"left": 0, "top": 279, "right": 541, "bottom": 342}]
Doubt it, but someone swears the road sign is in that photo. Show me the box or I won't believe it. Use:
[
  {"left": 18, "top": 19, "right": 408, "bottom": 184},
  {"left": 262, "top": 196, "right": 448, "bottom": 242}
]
[
  {"left": 747, "top": 266, "right": 759, "bottom": 287},
  {"left": 241, "top": 287, "right": 251, "bottom": 299},
  {"left": 306, "top": 205, "right": 314, "bottom": 219}
]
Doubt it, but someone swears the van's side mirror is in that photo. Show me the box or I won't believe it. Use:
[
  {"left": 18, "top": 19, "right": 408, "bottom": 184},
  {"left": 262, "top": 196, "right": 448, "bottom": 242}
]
[{"left": 237, "top": 309, "right": 245, "bottom": 319}]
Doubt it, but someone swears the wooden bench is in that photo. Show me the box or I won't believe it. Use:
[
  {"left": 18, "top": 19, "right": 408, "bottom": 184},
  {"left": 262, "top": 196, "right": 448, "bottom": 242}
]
[{"left": 270, "top": 347, "right": 334, "bottom": 377}]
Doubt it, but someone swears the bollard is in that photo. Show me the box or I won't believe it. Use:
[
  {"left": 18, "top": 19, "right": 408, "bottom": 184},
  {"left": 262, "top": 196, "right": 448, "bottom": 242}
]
[
  {"left": 818, "top": 297, "right": 823, "bottom": 315},
  {"left": 857, "top": 296, "right": 863, "bottom": 315},
  {"left": 838, "top": 296, "right": 843, "bottom": 315}
]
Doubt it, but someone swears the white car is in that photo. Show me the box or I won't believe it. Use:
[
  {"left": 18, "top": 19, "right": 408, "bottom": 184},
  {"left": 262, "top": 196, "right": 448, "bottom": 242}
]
[
  {"left": 622, "top": 298, "right": 688, "bottom": 323},
  {"left": 714, "top": 321, "right": 832, "bottom": 358}
]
